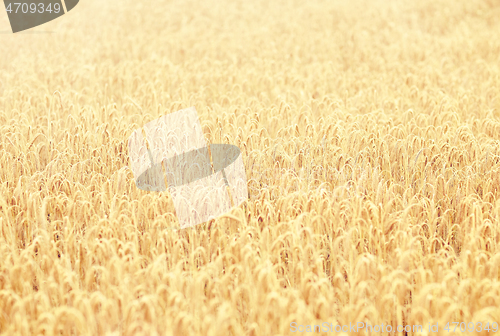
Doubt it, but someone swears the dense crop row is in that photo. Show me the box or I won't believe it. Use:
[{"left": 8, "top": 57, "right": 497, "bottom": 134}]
[{"left": 1, "top": 0, "right": 500, "bottom": 334}]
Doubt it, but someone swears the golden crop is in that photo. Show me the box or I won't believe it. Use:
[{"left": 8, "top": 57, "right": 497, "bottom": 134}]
[{"left": 1, "top": 0, "right": 500, "bottom": 334}]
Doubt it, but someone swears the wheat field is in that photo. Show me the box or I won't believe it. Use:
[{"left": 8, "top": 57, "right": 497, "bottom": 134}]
[{"left": 1, "top": 0, "right": 500, "bottom": 335}]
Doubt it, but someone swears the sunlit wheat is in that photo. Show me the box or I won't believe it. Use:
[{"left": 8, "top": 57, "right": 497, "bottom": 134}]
[{"left": 1, "top": 0, "right": 500, "bottom": 334}]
